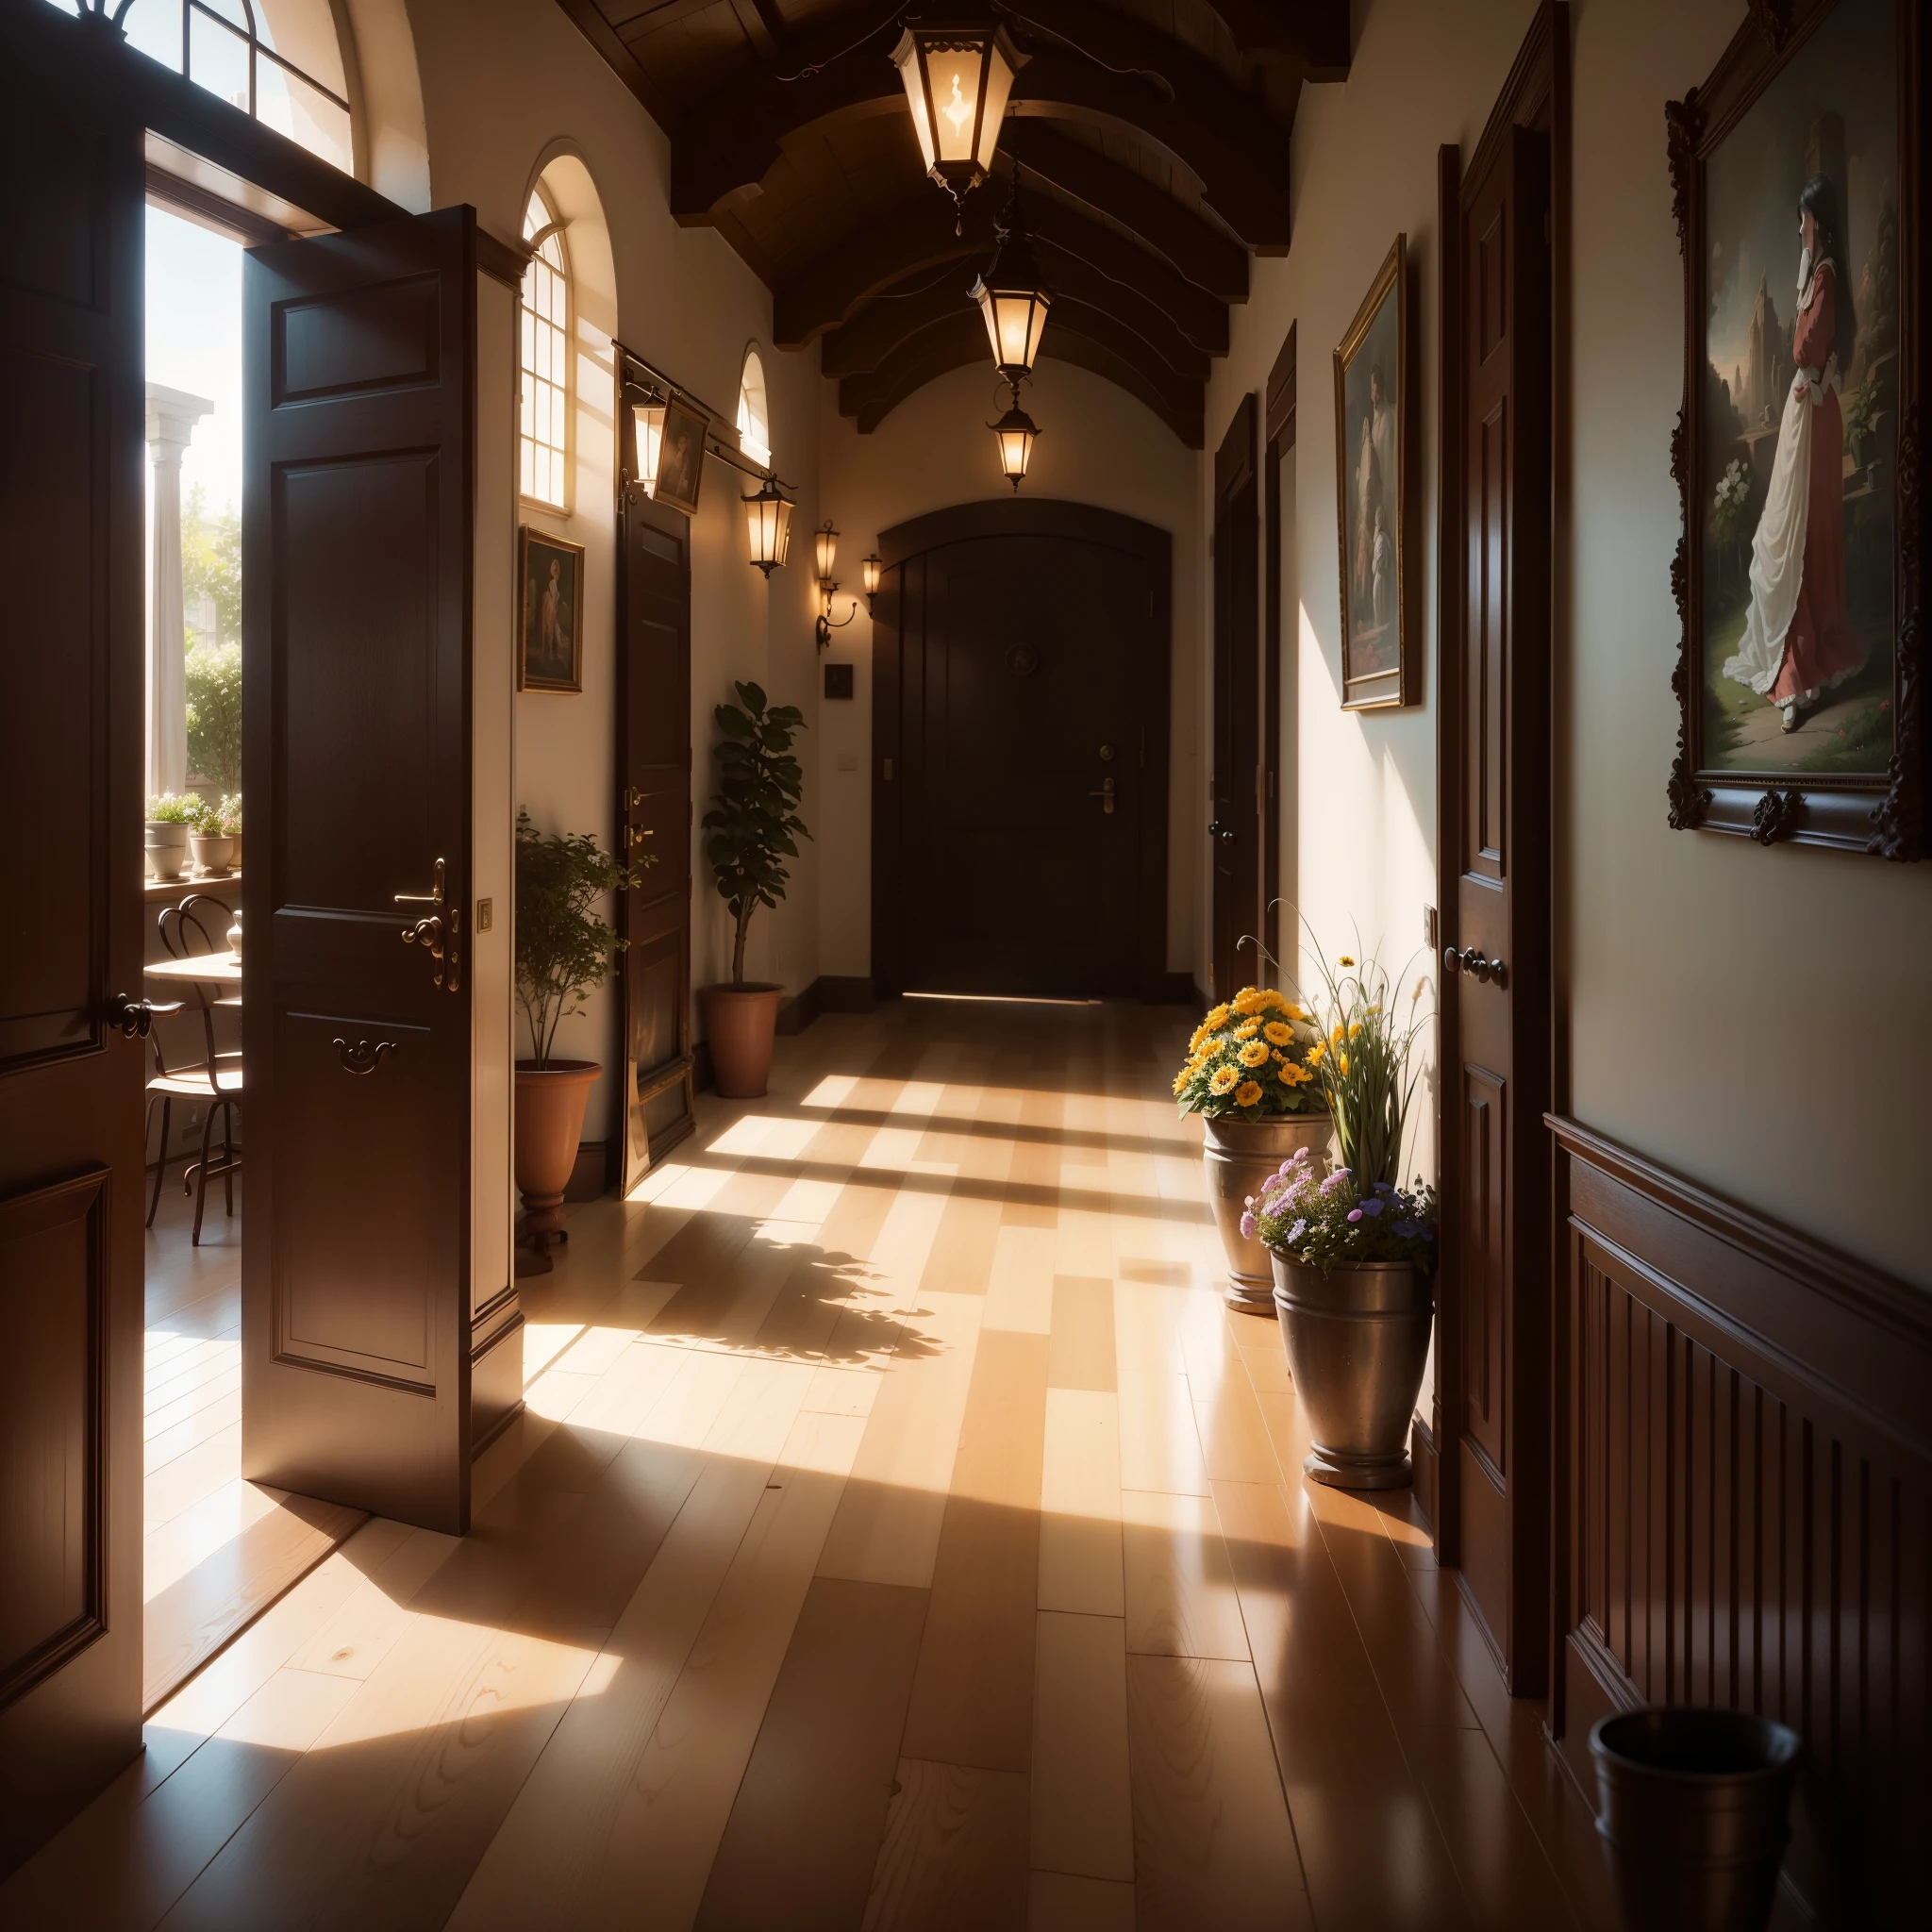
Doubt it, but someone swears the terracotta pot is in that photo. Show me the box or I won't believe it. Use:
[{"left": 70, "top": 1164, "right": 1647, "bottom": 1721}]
[
  {"left": 191, "top": 831, "right": 236, "bottom": 874},
  {"left": 700, "top": 983, "right": 784, "bottom": 1098},
  {"left": 1199, "top": 1111, "right": 1335, "bottom": 1314},
  {"left": 513, "top": 1058, "right": 599, "bottom": 1254}
]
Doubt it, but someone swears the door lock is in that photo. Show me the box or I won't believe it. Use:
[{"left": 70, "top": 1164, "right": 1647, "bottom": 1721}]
[
  {"left": 1088, "top": 775, "right": 1116, "bottom": 815},
  {"left": 397, "top": 861, "right": 461, "bottom": 991},
  {"left": 1442, "top": 943, "right": 1507, "bottom": 988},
  {"left": 1208, "top": 819, "right": 1236, "bottom": 845}
]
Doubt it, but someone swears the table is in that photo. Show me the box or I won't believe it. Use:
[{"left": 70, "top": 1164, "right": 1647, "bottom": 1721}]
[{"left": 144, "top": 951, "right": 242, "bottom": 989}]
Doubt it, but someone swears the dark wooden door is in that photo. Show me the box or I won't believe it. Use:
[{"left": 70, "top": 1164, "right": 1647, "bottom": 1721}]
[
  {"left": 1210, "top": 395, "right": 1259, "bottom": 1001},
  {"left": 241, "top": 208, "right": 483, "bottom": 1536},
  {"left": 0, "top": 29, "right": 147, "bottom": 1878},
  {"left": 874, "top": 500, "right": 1171, "bottom": 1001},
  {"left": 619, "top": 491, "right": 695, "bottom": 1193},
  {"left": 1443, "top": 124, "right": 1553, "bottom": 1691}
]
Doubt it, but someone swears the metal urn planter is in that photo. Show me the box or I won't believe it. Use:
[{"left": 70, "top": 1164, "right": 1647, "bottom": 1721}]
[
  {"left": 1269, "top": 1256, "right": 1433, "bottom": 1488},
  {"left": 1200, "top": 1112, "right": 1334, "bottom": 1314},
  {"left": 1589, "top": 1707, "right": 1800, "bottom": 1932}
]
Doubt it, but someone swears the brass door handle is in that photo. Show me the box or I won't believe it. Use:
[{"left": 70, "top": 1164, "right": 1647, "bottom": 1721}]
[
  {"left": 626, "top": 824, "right": 654, "bottom": 847},
  {"left": 1442, "top": 944, "right": 1507, "bottom": 988},
  {"left": 625, "top": 786, "right": 644, "bottom": 808},
  {"left": 394, "top": 858, "right": 446, "bottom": 910},
  {"left": 1088, "top": 776, "right": 1116, "bottom": 814},
  {"left": 402, "top": 909, "right": 461, "bottom": 991},
  {"left": 107, "top": 993, "right": 158, "bottom": 1039},
  {"left": 334, "top": 1038, "right": 397, "bottom": 1075}
]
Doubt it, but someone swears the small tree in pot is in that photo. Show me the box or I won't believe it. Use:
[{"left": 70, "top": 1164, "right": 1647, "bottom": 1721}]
[
  {"left": 699, "top": 681, "right": 808, "bottom": 1098},
  {"left": 513, "top": 809, "right": 644, "bottom": 1257}
]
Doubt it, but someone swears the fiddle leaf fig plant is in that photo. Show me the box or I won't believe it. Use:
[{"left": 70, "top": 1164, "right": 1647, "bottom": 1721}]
[
  {"left": 514, "top": 809, "right": 647, "bottom": 1066},
  {"left": 703, "top": 681, "right": 809, "bottom": 987}
]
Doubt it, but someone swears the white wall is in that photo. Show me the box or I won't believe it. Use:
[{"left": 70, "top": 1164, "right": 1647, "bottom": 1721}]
[
  {"left": 816, "top": 358, "right": 1207, "bottom": 981},
  {"left": 1204, "top": 0, "right": 1932, "bottom": 1286}
]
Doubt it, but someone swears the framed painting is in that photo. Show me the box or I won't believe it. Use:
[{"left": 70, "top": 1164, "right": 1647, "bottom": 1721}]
[
  {"left": 1333, "top": 235, "right": 1414, "bottom": 709},
  {"left": 1668, "top": 0, "right": 1922, "bottom": 858},
  {"left": 517, "top": 526, "right": 585, "bottom": 693},
  {"left": 650, "top": 392, "right": 709, "bottom": 517}
]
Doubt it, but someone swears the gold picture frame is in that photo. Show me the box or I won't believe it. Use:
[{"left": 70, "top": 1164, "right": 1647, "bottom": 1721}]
[
  {"left": 1333, "top": 235, "right": 1414, "bottom": 709},
  {"left": 517, "top": 525, "right": 585, "bottom": 693}
]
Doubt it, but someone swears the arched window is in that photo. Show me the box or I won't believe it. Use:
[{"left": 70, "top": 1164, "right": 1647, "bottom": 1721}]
[
  {"left": 56, "top": 1, "right": 354, "bottom": 173},
  {"left": 736, "top": 347, "right": 772, "bottom": 469},
  {"left": 520, "top": 187, "right": 572, "bottom": 509}
]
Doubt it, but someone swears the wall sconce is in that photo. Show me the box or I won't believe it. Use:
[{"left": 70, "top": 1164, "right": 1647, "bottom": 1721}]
[
  {"left": 630, "top": 400, "right": 664, "bottom": 497},
  {"left": 892, "top": 14, "right": 1024, "bottom": 228},
  {"left": 862, "top": 554, "right": 882, "bottom": 614},
  {"left": 814, "top": 521, "right": 860, "bottom": 650},
  {"left": 743, "top": 477, "right": 793, "bottom": 576},
  {"left": 972, "top": 175, "right": 1051, "bottom": 379},
  {"left": 989, "top": 384, "right": 1039, "bottom": 491}
]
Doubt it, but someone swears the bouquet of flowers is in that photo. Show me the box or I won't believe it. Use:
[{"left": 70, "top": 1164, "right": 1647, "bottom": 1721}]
[
  {"left": 1173, "top": 985, "right": 1326, "bottom": 1119},
  {"left": 1245, "top": 1145, "right": 1438, "bottom": 1275},
  {"left": 1708, "top": 458, "right": 1756, "bottom": 546},
  {"left": 1294, "top": 941, "right": 1431, "bottom": 1188}
]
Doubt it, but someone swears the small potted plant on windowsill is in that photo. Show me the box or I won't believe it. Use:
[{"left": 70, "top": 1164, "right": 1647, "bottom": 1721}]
[
  {"left": 699, "top": 680, "right": 809, "bottom": 1098},
  {"left": 1174, "top": 986, "right": 1332, "bottom": 1313},
  {"left": 514, "top": 808, "right": 645, "bottom": 1257},
  {"left": 145, "top": 793, "right": 196, "bottom": 881},
  {"left": 217, "top": 792, "right": 242, "bottom": 874},
  {"left": 189, "top": 794, "right": 237, "bottom": 875}
]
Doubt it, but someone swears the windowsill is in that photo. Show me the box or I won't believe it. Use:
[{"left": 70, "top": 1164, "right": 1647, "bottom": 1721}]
[{"left": 145, "top": 871, "right": 242, "bottom": 896}]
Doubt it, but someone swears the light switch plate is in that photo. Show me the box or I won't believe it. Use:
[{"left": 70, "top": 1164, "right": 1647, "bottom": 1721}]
[
  {"left": 836, "top": 750, "right": 858, "bottom": 773},
  {"left": 476, "top": 897, "right": 493, "bottom": 933}
]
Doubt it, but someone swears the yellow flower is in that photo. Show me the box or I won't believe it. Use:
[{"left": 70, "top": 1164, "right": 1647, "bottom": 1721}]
[
  {"left": 1239, "top": 1040, "right": 1270, "bottom": 1068},
  {"left": 1234, "top": 1080, "right": 1263, "bottom": 1108},
  {"left": 1348, "top": 1021, "right": 1362, "bottom": 1041},
  {"left": 1203, "top": 1003, "right": 1232, "bottom": 1030},
  {"left": 1276, "top": 1060, "right": 1307, "bottom": 1085},
  {"left": 1339, "top": 955, "right": 1356, "bottom": 967},
  {"left": 1209, "top": 1065, "right": 1239, "bottom": 1095},
  {"left": 1306, "top": 1040, "right": 1327, "bottom": 1067},
  {"left": 1233, "top": 989, "right": 1270, "bottom": 1017},
  {"left": 1338, "top": 1053, "right": 1350, "bottom": 1076},
  {"left": 1330, "top": 1024, "right": 1345, "bottom": 1048},
  {"left": 1188, "top": 1024, "right": 1211, "bottom": 1054},
  {"left": 1286, "top": 1001, "right": 1308, "bottom": 1021},
  {"left": 1233, "top": 1018, "right": 1260, "bottom": 1040},
  {"left": 1262, "top": 1021, "right": 1293, "bottom": 1046},
  {"left": 1172, "top": 1069, "right": 1191, "bottom": 1095}
]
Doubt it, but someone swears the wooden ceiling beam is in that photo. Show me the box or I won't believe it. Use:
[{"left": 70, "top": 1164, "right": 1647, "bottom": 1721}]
[
  {"left": 1203, "top": 0, "right": 1351, "bottom": 76},
  {"left": 775, "top": 195, "right": 995, "bottom": 347},
  {"left": 997, "top": 123, "right": 1247, "bottom": 304},
  {"left": 1027, "top": 194, "right": 1226, "bottom": 355}
]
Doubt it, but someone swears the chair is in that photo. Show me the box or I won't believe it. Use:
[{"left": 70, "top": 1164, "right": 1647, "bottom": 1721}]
[{"left": 147, "top": 895, "right": 242, "bottom": 1244}]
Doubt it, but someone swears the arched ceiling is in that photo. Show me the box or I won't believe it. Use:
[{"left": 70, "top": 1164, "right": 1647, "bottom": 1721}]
[{"left": 556, "top": 0, "right": 1349, "bottom": 446}]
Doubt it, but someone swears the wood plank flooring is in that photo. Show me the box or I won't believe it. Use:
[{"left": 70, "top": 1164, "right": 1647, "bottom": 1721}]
[{"left": 8, "top": 999, "right": 1615, "bottom": 1930}]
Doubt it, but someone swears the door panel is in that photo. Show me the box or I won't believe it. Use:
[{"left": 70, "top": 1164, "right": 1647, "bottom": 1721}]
[
  {"left": 620, "top": 498, "right": 694, "bottom": 1194},
  {"left": 0, "top": 46, "right": 146, "bottom": 1876},
  {"left": 242, "top": 208, "right": 479, "bottom": 1536},
  {"left": 1211, "top": 395, "right": 1259, "bottom": 1000}
]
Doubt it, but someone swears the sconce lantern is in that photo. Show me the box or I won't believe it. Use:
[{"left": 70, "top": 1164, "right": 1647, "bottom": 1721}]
[
  {"left": 989, "top": 386, "right": 1039, "bottom": 491},
  {"left": 814, "top": 523, "right": 840, "bottom": 585},
  {"left": 892, "top": 15, "right": 1024, "bottom": 224},
  {"left": 971, "top": 180, "right": 1051, "bottom": 379},
  {"left": 743, "top": 478, "right": 793, "bottom": 576},
  {"left": 862, "top": 553, "right": 883, "bottom": 613},
  {"left": 631, "top": 401, "right": 665, "bottom": 496},
  {"left": 814, "top": 521, "right": 860, "bottom": 650}
]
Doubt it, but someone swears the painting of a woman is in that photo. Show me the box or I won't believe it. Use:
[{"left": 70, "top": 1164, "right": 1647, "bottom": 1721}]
[{"left": 1723, "top": 175, "right": 1869, "bottom": 730}]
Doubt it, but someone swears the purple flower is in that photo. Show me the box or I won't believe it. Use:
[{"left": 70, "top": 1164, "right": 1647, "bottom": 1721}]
[
  {"left": 1320, "top": 1170, "right": 1353, "bottom": 1197},
  {"left": 1358, "top": 1197, "right": 1384, "bottom": 1218},
  {"left": 1346, "top": 1208, "right": 1364, "bottom": 1224},
  {"left": 1392, "top": 1218, "right": 1419, "bottom": 1239},
  {"left": 1373, "top": 1182, "right": 1396, "bottom": 1198},
  {"left": 1286, "top": 1218, "right": 1307, "bottom": 1244},
  {"left": 1239, "top": 1210, "right": 1257, "bottom": 1241}
]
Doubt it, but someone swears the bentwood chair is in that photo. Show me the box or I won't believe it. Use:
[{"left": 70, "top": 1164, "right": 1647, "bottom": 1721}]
[{"left": 147, "top": 895, "right": 243, "bottom": 1243}]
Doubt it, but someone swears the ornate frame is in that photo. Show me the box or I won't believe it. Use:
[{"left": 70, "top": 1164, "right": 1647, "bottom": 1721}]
[
  {"left": 515, "top": 525, "right": 586, "bottom": 694},
  {"left": 1666, "top": 0, "right": 1923, "bottom": 858},
  {"left": 1333, "top": 235, "right": 1415, "bottom": 709}
]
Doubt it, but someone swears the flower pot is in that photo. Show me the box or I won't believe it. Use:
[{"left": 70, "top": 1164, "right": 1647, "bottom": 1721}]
[
  {"left": 700, "top": 983, "right": 784, "bottom": 1098},
  {"left": 1589, "top": 1708, "right": 1800, "bottom": 1932},
  {"left": 513, "top": 1058, "right": 600, "bottom": 1256},
  {"left": 191, "top": 831, "right": 236, "bottom": 875},
  {"left": 1270, "top": 1256, "right": 1433, "bottom": 1488},
  {"left": 1200, "top": 1112, "right": 1334, "bottom": 1314},
  {"left": 145, "top": 822, "right": 190, "bottom": 881},
  {"left": 228, "top": 830, "right": 243, "bottom": 874}
]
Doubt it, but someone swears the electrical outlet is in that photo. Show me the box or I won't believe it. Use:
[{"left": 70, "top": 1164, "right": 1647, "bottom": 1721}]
[
  {"left": 1424, "top": 905, "right": 1438, "bottom": 950},
  {"left": 836, "top": 750, "right": 858, "bottom": 773}
]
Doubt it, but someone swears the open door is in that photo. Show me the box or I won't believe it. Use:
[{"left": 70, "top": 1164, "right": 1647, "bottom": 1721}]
[
  {"left": 1209, "top": 393, "right": 1259, "bottom": 1001},
  {"left": 241, "top": 208, "right": 487, "bottom": 1536},
  {"left": 618, "top": 489, "right": 696, "bottom": 1195},
  {"left": 0, "top": 42, "right": 148, "bottom": 1879}
]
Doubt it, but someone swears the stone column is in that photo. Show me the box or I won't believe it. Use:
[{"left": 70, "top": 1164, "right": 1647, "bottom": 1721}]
[{"left": 145, "top": 382, "right": 213, "bottom": 803}]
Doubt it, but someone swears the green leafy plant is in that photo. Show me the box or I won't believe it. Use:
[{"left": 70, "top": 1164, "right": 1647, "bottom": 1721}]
[
  {"left": 146, "top": 792, "right": 199, "bottom": 824},
  {"left": 216, "top": 792, "right": 242, "bottom": 836},
  {"left": 514, "top": 809, "right": 647, "bottom": 1066},
  {"left": 188, "top": 792, "right": 242, "bottom": 836},
  {"left": 181, "top": 485, "right": 242, "bottom": 647},
  {"left": 702, "top": 680, "right": 809, "bottom": 987},
  {"left": 185, "top": 641, "right": 243, "bottom": 790}
]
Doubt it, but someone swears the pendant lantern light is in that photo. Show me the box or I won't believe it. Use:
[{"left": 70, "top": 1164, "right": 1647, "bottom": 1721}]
[
  {"left": 743, "top": 478, "right": 793, "bottom": 576},
  {"left": 971, "top": 174, "right": 1051, "bottom": 379},
  {"left": 989, "top": 384, "right": 1039, "bottom": 491},
  {"left": 892, "top": 14, "right": 1023, "bottom": 224}
]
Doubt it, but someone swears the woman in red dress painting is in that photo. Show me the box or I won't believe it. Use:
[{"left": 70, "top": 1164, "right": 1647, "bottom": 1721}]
[{"left": 1724, "top": 174, "right": 1868, "bottom": 731}]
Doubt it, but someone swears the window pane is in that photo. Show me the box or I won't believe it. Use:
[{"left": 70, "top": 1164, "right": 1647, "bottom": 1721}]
[
  {"left": 116, "top": 0, "right": 185, "bottom": 75},
  {"left": 258, "top": 61, "right": 353, "bottom": 173},
  {"left": 188, "top": 8, "right": 252, "bottom": 114}
]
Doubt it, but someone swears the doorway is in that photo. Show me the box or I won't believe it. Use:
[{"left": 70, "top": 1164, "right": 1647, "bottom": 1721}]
[
  {"left": 1209, "top": 395, "right": 1260, "bottom": 1001},
  {"left": 871, "top": 499, "right": 1172, "bottom": 1001}
]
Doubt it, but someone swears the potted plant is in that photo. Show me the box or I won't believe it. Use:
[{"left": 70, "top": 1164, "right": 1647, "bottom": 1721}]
[
  {"left": 145, "top": 793, "right": 196, "bottom": 881},
  {"left": 189, "top": 795, "right": 236, "bottom": 876},
  {"left": 513, "top": 808, "right": 645, "bottom": 1256},
  {"left": 699, "top": 680, "right": 808, "bottom": 1098},
  {"left": 1174, "top": 987, "right": 1332, "bottom": 1312},
  {"left": 217, "top": 792, "right": 242, "bottom": 874}
]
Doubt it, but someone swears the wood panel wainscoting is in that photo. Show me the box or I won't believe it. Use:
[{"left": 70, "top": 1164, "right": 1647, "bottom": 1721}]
[{"left": 1548, "top": 1117, "right": 1931, "bottom": 1927}]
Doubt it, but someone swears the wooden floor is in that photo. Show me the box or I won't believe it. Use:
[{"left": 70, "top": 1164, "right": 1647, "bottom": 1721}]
[{"left": 8, "top": 999, "right": 1615, "bottom": 1930}]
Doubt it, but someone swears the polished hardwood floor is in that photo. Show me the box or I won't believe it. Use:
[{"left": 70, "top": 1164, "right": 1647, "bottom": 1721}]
[{"left": 7, "top": 998, "right": 1615, "bottom": 1929}]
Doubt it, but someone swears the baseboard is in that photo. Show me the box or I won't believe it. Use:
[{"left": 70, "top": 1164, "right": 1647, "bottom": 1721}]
[
  {"left": 1409, "top": 1413, "right": 1439, "bottom": 1532},
  {"left": 817, "top": 974, "right": 877, "bottom": 1013},
  {"left": 564, "top": 1139, "right": 615, "bottom": 1202},
  {"left": 776, "top": 977, "right": 823, "bottom": 1036}
]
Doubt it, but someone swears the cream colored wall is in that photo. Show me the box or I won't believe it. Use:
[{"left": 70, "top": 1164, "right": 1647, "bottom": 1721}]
[
  {"left": 816, "top": 358, "right": 1207, "bottom": 982},
  {"left": 1206, "top": 0, "right": 1932, "bottom": 1285},
  {"left": 400, "top": 0, "right": 824, "bottom": 1138}
]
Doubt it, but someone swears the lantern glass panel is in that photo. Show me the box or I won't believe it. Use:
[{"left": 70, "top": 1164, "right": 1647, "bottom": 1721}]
[
  {"left": 927, "top": 44, "right": 985, "bottom": 164},
  {"left": 862, "top": 555, "right": 882, "bottom": 596},
  {"left": 974, "top": 44, "right": 1015, "bottom": 173},
  {"left": 633, "top": 403, "right": 664, "bottom": 493},
  {"left": 814, "top": 526, "right": 839, "bottom": 582}
]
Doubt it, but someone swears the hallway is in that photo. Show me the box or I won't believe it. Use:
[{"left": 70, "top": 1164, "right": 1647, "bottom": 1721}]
[{"left": 2, "top": 1000, "right": 1612, "bottom": 1930}]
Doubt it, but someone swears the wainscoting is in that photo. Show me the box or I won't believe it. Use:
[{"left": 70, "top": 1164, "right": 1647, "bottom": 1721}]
[{"left": 1549, "top": 1118, "right": 1930, "bottom": 1927}]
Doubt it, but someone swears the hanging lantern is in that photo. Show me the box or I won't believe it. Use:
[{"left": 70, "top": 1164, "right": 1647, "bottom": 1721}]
[
  {"left": 632, "top": 401, "right": 665, "bottom": 495},
  {"left": 743, "top": 479, "right": 793, "bottom": 576},
  {"left": 971, "top": 188, "right": 1051, "bottom": 379},
  {"left": 989, "top": 387, "right": 1039, "bottom": 491},
  {"left": 814, "top": 523, "right": 840, "bottom": 585},
  {"left": 892, "top": 16, "right": 1023, "bottom": 217}
]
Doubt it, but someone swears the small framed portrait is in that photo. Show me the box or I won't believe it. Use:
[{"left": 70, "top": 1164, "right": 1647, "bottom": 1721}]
[
  {"left": 1668, "top": 0, "right": 1921, "bottom": 857},
  {"left": 650, "top": 393, "right": 709, "bottom": 518},
  {"left": 517, "top": 526, "right": 585, "bottom": 694},
  {"left": 1332, "top": 235, "right": 1413, "bottom": 710}
]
